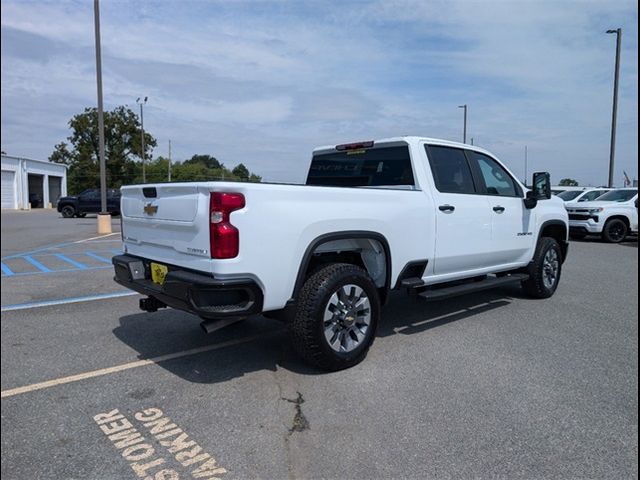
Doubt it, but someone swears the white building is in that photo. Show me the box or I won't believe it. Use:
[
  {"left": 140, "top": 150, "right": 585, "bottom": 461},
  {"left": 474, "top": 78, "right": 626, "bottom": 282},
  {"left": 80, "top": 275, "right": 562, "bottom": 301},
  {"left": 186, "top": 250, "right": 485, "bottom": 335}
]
[{"left": 1, "top": 154, "right": 68, "bottom": 210}]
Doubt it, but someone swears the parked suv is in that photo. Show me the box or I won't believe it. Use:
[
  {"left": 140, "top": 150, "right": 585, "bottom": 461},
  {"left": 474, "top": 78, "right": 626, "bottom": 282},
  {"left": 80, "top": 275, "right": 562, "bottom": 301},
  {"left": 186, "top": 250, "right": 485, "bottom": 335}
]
[
  {"left": 57, "top": 188, "right": 121, "bottom": 218},
  {"left": 567, "top": 188, "right": 638, "bottom": 242}
]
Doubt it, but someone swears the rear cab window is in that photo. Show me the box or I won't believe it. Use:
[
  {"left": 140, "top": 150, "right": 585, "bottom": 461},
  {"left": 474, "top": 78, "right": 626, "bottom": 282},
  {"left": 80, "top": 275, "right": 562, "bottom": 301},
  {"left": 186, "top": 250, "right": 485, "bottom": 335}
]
[{"left": 306, "top": 144, "right": 415, "bottom": 188}]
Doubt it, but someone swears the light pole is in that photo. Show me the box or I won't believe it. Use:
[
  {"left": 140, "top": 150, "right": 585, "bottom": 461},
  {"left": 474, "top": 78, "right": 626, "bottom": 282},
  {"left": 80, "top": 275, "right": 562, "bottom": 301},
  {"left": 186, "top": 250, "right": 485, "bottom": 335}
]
[
  {"left": 458, "top": 105, "right": 467, "bottom": 143},
  {"left": 93, "top": 0, "right": 110, "bottom": 233},
  {"left": 606, "top": 28, "right": 621, "bottom": 188},
  {"left": 137, "top": 96, "right": 148, "bottom": 183}
]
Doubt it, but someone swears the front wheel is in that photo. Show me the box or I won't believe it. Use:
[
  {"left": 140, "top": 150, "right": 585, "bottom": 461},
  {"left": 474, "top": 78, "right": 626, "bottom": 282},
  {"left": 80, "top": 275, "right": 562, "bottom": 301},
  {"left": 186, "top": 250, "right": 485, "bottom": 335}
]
[
  {"left": 60, "top": 205, "right": 76, "bottom": 218},
  {"left": 522, "top": 237, "right": 562, "bottom": 299},
  {"left": 289, "top": 263, "right": 380, "bottom": 371},
  {"left": 602, "top": 218, "right": 627, "bottom": 243}
]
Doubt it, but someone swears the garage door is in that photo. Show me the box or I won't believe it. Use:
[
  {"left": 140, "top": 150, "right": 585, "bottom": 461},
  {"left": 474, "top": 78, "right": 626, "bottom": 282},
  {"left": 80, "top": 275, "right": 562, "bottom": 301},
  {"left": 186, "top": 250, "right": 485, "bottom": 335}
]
[
  {"left": 1, "top": 170, "right": 15, "bottom": 209},
  {"left": 48, "top": 176, "right": 62, "bottom": 207}
]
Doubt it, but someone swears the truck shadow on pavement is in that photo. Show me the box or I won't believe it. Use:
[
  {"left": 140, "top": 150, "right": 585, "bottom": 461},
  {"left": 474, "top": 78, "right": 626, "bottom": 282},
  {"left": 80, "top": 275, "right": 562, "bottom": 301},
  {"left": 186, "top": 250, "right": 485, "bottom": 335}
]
[
  {"left": 378, "top": 288, "right": 514, "bottom": 337},
  {"left": 113, "top": 287, "right": 518, "bottom": 382}
]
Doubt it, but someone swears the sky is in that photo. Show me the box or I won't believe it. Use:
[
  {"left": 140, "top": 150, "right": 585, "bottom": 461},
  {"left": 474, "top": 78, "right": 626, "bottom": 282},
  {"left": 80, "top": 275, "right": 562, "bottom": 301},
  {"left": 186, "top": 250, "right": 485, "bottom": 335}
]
[{"left": 1, "top": 0, "right": 638, "bottom": 186}]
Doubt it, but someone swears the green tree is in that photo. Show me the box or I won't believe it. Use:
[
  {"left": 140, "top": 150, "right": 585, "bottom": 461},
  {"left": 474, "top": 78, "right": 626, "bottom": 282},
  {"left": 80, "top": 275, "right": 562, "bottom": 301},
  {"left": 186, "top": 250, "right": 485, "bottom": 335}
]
[
  {"left": 49, "top": 106, "right": 156, "bottom": 193},
  {"left": 140, "top": 156, "right": 171, "bottom": 183},
  {"left": 171, "top": 161, "right": 213, "bottom": 182},
  {"left": 170, "top": 154, "right": 262, "bottom": 182},
  {"left": 232, "top": 163, "right": 250, "bottom": 180},
  {"left": 183, "top": 154, "right": 222, "bottom": 170},
  {"left": 558, "top": 178, "right": 579, "bottom": 186}
]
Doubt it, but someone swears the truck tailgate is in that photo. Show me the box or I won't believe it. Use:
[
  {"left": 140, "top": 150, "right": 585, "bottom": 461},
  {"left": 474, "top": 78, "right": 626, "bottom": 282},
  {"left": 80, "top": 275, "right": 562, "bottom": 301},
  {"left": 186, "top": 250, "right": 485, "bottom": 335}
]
[
  {"left": 120, "top": 184, "right": 213, "bottom": 272},
  {"left": 122, "top": 185, "right": 199, "bottom": 221}
]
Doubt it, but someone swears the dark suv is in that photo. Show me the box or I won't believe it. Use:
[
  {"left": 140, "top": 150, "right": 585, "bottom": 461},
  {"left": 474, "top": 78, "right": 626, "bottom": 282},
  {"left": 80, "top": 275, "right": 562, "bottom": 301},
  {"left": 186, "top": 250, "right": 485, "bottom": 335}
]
[{"left": 57, "top": 189, "right": 121, "bottom": 218}]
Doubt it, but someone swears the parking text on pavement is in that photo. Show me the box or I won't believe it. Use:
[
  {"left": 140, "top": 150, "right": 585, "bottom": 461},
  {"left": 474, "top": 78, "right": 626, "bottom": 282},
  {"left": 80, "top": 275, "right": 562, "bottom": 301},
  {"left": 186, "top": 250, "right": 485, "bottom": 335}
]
[{"left": 94, "top": 408, "right": 227, "bottom": 480}]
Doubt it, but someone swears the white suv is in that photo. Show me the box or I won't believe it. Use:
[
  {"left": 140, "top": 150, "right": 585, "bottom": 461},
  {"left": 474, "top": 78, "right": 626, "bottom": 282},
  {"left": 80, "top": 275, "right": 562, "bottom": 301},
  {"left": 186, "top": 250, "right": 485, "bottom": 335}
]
[{"left": 567, "top": 189, "right": 638, "bottom": 242}]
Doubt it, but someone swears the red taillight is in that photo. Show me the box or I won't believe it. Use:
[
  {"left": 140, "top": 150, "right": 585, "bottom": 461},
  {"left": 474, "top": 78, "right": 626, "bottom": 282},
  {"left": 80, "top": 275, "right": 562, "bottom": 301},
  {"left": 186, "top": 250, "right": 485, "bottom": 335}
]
[{"left": 209, "top": 192, "right": 245, "bottom": 259}]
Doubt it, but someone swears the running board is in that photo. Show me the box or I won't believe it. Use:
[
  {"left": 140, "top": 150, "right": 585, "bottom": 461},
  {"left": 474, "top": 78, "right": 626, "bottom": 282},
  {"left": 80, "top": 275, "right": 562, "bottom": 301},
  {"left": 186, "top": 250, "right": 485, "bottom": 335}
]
[{"left": 418, "top": 274, "right": 529, "bottom": 302}]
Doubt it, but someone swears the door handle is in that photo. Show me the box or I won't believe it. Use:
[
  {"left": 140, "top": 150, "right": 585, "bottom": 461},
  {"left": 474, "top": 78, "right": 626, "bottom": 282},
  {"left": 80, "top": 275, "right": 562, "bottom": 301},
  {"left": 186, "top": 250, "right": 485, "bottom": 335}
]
[
  {"left": 493, "top": 205, "right": 505, "bottom": 213},
  {"left": 439, "top": 204, "right": 455, "bottom": 213}
]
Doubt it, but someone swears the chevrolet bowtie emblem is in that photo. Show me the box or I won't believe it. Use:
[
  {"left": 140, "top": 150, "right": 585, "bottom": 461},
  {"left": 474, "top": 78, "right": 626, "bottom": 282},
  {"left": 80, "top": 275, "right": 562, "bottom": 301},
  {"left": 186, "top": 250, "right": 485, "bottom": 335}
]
[{"left": 144, "top": 203, "right": 158, "bottom": 215}]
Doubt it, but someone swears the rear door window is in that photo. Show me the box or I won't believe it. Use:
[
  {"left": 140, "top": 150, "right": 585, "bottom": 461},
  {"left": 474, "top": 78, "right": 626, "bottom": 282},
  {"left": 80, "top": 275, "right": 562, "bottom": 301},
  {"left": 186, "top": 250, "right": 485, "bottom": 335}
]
[
  {"left": 425, "top": 145, "right": 476, "bottom": 194},
  {"left": 307, "top": 145, "right": 414, "bottom": 188}
]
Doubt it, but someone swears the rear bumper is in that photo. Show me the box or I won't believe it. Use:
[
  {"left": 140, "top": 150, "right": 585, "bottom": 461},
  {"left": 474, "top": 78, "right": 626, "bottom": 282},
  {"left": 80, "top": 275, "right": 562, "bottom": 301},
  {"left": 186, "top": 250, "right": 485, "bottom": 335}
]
[{"left": 112, "top": 254, "right": 263, "bottom": 319}]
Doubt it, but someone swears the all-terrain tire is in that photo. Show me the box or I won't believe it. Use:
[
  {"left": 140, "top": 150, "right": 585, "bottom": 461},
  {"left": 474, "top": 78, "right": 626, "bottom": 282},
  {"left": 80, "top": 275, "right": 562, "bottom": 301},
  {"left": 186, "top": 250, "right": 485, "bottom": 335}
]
[
  {"left": 522, "top": 237, "right": 562, "bottom": 299},
  {"left": 289, "top": 263, "right": 380, "bottom": 371}
]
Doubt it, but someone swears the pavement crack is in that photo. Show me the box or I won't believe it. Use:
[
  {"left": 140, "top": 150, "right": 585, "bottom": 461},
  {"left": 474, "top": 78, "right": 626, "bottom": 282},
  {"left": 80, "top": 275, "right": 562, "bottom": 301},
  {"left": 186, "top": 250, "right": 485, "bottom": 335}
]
[{"left": 282, "top": 391, "right": 310, "bottom": 434}]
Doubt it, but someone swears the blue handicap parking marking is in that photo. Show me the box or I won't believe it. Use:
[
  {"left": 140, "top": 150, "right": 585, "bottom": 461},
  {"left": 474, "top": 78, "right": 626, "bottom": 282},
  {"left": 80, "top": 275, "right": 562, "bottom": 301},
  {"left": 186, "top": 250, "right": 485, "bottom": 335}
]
[
  {"left": 1, "top": 262, "right": 14, "bottom": 276},
  {"left": 54, "top": 254, "right": 88, "bottom": 270},
  {"left": 84, "top": 251, "right": 113, "bottom": 264},
  {"left": 1, "top": 241, "right": 122, "bottom": 277},
  {"left": 23, "top": 255, "right": 53, "bottom": 273}
]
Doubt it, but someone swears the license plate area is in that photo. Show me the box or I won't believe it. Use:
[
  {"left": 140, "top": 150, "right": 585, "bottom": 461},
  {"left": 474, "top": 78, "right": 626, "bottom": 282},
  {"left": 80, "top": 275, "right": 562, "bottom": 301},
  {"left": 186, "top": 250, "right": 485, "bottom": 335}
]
[{"left": 150, "top": 262, "right": 169, "bottom": 285}]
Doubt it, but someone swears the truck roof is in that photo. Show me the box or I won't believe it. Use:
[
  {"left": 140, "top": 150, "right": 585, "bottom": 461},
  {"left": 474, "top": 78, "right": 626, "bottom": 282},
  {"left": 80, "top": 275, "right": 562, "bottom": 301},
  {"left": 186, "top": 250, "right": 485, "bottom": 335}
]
[{"left": 312, "top": 136, "right": 494, "bottom": 156}]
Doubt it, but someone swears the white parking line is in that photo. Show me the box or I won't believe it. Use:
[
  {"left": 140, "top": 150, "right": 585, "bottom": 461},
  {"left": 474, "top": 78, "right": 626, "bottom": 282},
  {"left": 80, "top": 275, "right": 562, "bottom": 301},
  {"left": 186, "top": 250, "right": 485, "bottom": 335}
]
[
  {"left": 1, "top": 291, "right": 139, "bottom": 312},
  {"left": 73, "top": 232, "right": 120, "bottom": 243},
  {"left": 1, "top": 332, "right": 274, "bottom": 398}
]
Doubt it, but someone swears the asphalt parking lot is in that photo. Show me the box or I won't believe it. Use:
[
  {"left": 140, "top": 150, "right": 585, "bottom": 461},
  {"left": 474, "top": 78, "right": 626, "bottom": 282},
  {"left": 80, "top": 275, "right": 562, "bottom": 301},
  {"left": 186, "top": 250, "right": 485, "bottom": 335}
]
[{"left": 1, "top": 209, "right": 638, "bottom": 479}]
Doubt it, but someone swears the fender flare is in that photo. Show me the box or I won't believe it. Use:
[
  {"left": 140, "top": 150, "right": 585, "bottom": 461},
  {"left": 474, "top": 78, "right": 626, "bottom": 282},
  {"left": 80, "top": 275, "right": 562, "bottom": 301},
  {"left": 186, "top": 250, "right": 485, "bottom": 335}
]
[
  {"left": 537, "top": 219, "right": 569, "bottom": 262},
  {"left": 290, "top": 230, "right": 392, "bottom": 302}
]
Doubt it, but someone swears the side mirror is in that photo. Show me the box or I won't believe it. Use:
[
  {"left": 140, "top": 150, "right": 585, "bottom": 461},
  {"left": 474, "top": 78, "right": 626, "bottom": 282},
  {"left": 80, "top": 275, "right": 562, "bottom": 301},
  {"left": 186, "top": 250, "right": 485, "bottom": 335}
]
[
  {"left": 524, "top": 172, "right": 551, "bottom": 209},
  {"left": 532, "top": 172, "right": 552, "bottom": 199}
]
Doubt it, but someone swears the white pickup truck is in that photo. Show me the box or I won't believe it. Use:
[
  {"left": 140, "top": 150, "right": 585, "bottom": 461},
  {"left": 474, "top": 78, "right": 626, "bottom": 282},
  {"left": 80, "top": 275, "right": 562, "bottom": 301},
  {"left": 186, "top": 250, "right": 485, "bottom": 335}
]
[
  {"left": 566, "top": 188, "right": 638, "bottom": 242},
  {"left": 113, "top": 136, "right": 569, "bottom": 370}
]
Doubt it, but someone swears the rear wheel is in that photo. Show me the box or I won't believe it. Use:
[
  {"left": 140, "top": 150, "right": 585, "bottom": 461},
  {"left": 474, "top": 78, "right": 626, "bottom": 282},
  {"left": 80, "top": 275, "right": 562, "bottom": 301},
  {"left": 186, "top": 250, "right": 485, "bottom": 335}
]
[
  {"left": 290, "top": 263, "right": 380, "bottom": 371},
  {"left": 602, "top": 218, "right": 627, "bottom": 243},
  {"left": 522, "top": 237, "right": 562, "bottom": 299},
  {"left": 60, "top": 205, "right": 76, "bottom": 218}
]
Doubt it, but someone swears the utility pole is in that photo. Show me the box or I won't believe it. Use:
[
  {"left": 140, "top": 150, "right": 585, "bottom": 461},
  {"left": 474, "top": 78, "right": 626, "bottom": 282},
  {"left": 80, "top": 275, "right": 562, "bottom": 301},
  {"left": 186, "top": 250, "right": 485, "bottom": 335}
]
[
  {"left": 606, "top": 28, "right": 622, "bottom": 188},
  {"left": 168, "top": 140, "right": 172, "bottom": 182},
  {"left": 137, "top": 96, "right": 148, "bottom": 182},
  {"left": 93, "top": 0, "right": 110, "bottom": 233},
  {"left": 458, "top": 104, "right": 467, "bottom": 143}
]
